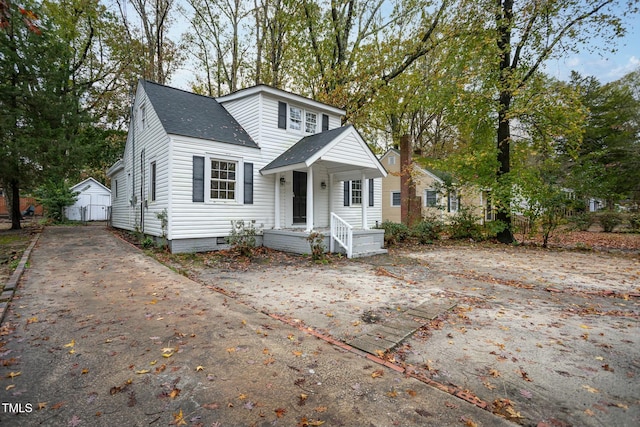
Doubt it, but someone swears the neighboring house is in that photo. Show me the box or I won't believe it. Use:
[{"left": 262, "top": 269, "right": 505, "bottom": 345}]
[
  {"left": 380, "top": 148, "right": 485, "bottom": 223},
  {"left": 107, "top": 80, "right": 387, "bottom": 257},
  {"left": 65, "top": 177, "right": 112, "bottom": 221}
]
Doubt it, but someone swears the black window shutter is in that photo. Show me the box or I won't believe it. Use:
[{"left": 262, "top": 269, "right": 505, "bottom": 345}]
[
  {"left": 193, "top": 156, "right": 204, "bottom": 202},
  {"left": 343, "top": 181, "right": 350, "bottom": 206},
  {"left": 278, "top": 101, "right": 287, "bottom": 129},
  {"left": 322, "top": 114, "right": 329, "bottom": 131},
  {"left": 447, "top": 191, "right": 451, "bottom": 212},
  {"left": 243, "top": 162, "right": 253, "bottom": 204},
  {"left": 368, "top": 179, "right": 374, "bottom": 207}
]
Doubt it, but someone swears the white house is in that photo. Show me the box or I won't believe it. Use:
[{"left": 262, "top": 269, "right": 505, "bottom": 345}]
[
  {"left": 107, "top": 80, "right": 387, "bottom": 257},
  {"left": 65, "top": 177, "right": 112, "bottom": 221}
]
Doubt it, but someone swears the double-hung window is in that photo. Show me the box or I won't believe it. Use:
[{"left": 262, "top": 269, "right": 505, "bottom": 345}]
[
  {"left": 391, "top": 191, "right": 401, "bottom": 207},
  {"left": 351, "top": 180, "right": 362, "bottom": 205},
  {"left": 305, "top": 112, "right": 317, "bottom": 133},
  {"left": 150, "top": 161, "right": 157, "bottom": 201},
  {"left": 289, "top": 106, "right": 302, "bottom": 131},
  {"left": 448, "top": 190, "right": 458, "bottom": 212},
  {"left": 425, "top": 189, "right": 438, "bottom": 207},
  {"left": 210, "top": 159, "right": 237, "bottom": 200}
]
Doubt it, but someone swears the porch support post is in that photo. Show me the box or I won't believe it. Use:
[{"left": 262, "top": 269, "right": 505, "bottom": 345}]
[
  {"left": 274, "top": 174, "right": 281, "bottom": 229},
  {"left": 328, "top": 173, "right": 334, "bottom": 215},
  {"left": 362, "top": 172, "right": 369, "bottom": 229},
  {"left": 306, "top": 165, "right": 314, "bottom": 232}
]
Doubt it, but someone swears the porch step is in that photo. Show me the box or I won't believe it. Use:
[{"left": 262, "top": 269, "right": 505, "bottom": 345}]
[{"left": 350, "top": 248, "right": 388, "bottom": 258}]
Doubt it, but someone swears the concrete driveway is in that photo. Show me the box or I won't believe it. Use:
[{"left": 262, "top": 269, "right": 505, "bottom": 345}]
[{"left": 0, "top": 226, "right": 511, "bottom": 427}]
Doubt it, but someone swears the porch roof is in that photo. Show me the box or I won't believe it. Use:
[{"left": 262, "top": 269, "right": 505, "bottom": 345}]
[{"left": 260, "top": 125, "right": 387, "bottom": 180}]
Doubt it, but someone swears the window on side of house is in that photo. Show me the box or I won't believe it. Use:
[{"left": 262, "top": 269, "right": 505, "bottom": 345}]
[
  {"left": 305, "top": 111, "right": 317, "bottom": 133},
  {"left": 289, "top": 106, "right": 302, "bottom": 131},
  {"left": 140, "top": 103, "right": 146, "bottom": 131},
  {"left": 448, "top": 190, "right": 458, "bottom": 212},
  {"left": 425, "top": 189, "right": 438, "bottom": 207},
  {"left": 114, "top": 180, "right": 118, "bottom": 198},
  {"left": 150, "top": 161, "right": 157, "bottom": 201},
  {"left": 388, "top": 156, "right": 396, "bottom": 166},
  {"left": 391, "top": 191, "right": 401, "bottom": 207},
  {"left": 210, "top": 159, "right": 237, "bottom": 200},
  {"left": 351, "top": 180, "right": 362, "bottom": 205}
]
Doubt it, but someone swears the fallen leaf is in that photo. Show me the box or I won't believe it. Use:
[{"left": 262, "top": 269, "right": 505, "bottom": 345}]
[
  {"left": 580, "top": 324, "right": 591, "bottom": 329},
  {"left": 371, "top": 369, "right": 384, "bottom": 378},
  {"left": 314, "top": 406, "right": 327, "bottom": 413},
  {"left": 483, "top": 381, "right": 496, "bottom": 390},
  {"left": 50, "top": 401, "right": 65, "bottom": 410},
  {"left": 5, "top": 384, "right": 15, "bottom": 391},
  {"left": 202, "top": 402, "right": 219, "bottom": 410},
  {"left": 298, "top": 393, "right": 308, "bottom": 406},
  {"left": 238, "top": 393, "right": 247, "bottom": 400},
  {"left": 275, "top": 407, "right": 287, "bottom": 418},
  {"left": 461, "top": 417, "right": 478, "bottom": 427},
  {"left": 489, "top": 369, "right": 500, "bottom": 377},
  {"left": 162, "top": 352, "right": 173, "bottom": 358},
  {"left": 27, "top": 317, "right": 38, "bottom": 324},
  {"left": 585, "top": 409, "right": 595, "bottom": 416},
  {"left": 582, "top": 384, "right": 599, "bottom": 393},
  {"left": 171, "top": 409, "right": 187, "bottom": 426},
  {"left": 64, "top": 340, "right": 75, "bottom": 348},
  {"left": 149, "top": 360, "right": 157, "bottom": 365},
  {"left": 6, "top": 371, "right": 21, "bottom": 379},
  {"left": 226, "top": 347, "right": 236, "bottom": 353},
  {"left": 292, "top": 351, "right": 303, "bottom": 357},
  {"left": 81, "top": 368, "right": 89, "bottom": 375},
  {"left": 263, "top": 357, "right": 276, "bottom": 365},
  {"left": 38, "top": 402, "right": 47, "bottom": 410},
  {"left": 195, "top": 366, "right": 204, "bottom": 371},
  {"left": 386, "top": 389, "right": 398, "bottom": 398},
  {"left": 169, "top": 388, "right": 181, "bottom": 399},
  {"left": 406, "top": 389, "right": 417, "bottom": 397}
]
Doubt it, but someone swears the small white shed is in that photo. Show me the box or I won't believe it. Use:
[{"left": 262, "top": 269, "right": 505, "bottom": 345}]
[{"left": 65, "top": 178, "right": 112, "bottom": 221}]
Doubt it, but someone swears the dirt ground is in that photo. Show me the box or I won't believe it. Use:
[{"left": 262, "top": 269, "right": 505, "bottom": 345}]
[
  {"left": 1, "top": 224, "right": 639, "bottom": 427},
  {"left": 157, "top": 236, "right": 640, "bottom": 427}
]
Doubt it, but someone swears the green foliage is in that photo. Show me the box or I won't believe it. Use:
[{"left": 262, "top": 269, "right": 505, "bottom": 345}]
[
  {"left": 140, "top": 236, "right": 155, "bottom": 249},
  {"left": 377, "top": 221, "right": 410, "bottom": 246},
  {"left": 412, "top": 215, "right": 444, "bottom": 244},
  {"left": 448, "top": 207, "right": 483, "bottom": 241},
  {"left": 156, "top": 209, "right": 168, "bottom": 238},
  {"left": 597, "top": 211, "right": 622, "bottom": 233},
  {"left": 34, "top": 181, "right": 78, "bottom": 223},
  {"left": 306, "top": 232, "right": 326, "bottom": 262},
  {"left": 226, "top": 220, "right": 258, "bottom": 257},
  {"left": 568, "top": 212, "right": 594, "bottom": 232},
  {"left": 629, "top": 213, "right": 640, "bottom": 233}
]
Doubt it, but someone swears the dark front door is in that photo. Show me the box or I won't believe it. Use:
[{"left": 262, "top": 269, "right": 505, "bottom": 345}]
[{"left": 292, "top": 171, "right": 307, "bottom": 224}]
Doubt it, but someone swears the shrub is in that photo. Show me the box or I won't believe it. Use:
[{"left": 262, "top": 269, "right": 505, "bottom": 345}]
[
  {"left": 377, "top": 221, "right": 410, "bottom": 246},
  {"left": 448, "top": 207, "right": 483, "bottom": 241},
  {"left": 629, "top": 213, "right": 640, "bottom": 233},
  {"left": 598, "top": 211, "right": 622, "bottom": 233},
  {"left": 412, "top": 215, "right": 444, "bottom": 244},
  {"left": 226, "top": 220, "right": 258, "bottom": 257},
  {"left": 569, "top": 212, "right": 594, "bottom": 231},
  {"left": 34, "top": 180, "right": 78, "bottom": 223},
  {"left": 141, "top": 236, "right": 154, "bottom": 249},
  {"left": 306, "top": 231, "right": 326, "bottom": 262}
]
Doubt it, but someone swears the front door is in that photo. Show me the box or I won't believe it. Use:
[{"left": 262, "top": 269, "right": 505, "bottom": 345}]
[{"left": 292, "top": 171, "right": 307, "bottom": 224}]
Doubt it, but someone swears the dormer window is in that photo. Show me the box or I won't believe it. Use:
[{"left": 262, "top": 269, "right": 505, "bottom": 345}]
[
  {"left": 305, "top": 112, "right": 317, "bottom": 133},
  {"left": 289, "top": 106, "right": 302, "bottom": 131},
  {"left": 279, "top": 101, "right": 323, "bottom": 134}
]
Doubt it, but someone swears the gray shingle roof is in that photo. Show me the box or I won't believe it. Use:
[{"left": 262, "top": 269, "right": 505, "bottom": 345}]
[
  {"left": 141, "top": 80, "right": 258, "bottom": 148},
  {"left": 261, "top": 126, "right": 350, "bottom": 171}
]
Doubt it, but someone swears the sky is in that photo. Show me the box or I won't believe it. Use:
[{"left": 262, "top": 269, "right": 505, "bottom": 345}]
[
  {"left": 165, "top": 2, "right": 639, "bottom": 90},
  {"left": 543, "top": 10, "right": 640, "bottom": 84}
]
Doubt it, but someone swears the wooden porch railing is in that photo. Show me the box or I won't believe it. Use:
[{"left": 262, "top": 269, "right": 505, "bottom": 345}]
[{"left": 330, "top": 212, "right": 353, "bottom": 258}]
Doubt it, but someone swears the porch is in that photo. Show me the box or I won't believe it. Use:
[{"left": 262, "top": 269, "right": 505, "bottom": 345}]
[{"left": 262, "top": 226, "right": 387, "bottom": 259}]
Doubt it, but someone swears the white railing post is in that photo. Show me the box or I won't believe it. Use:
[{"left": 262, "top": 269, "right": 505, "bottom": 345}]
[{"left": 330, "top": 212, "right": 353, "bottom": 258}]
